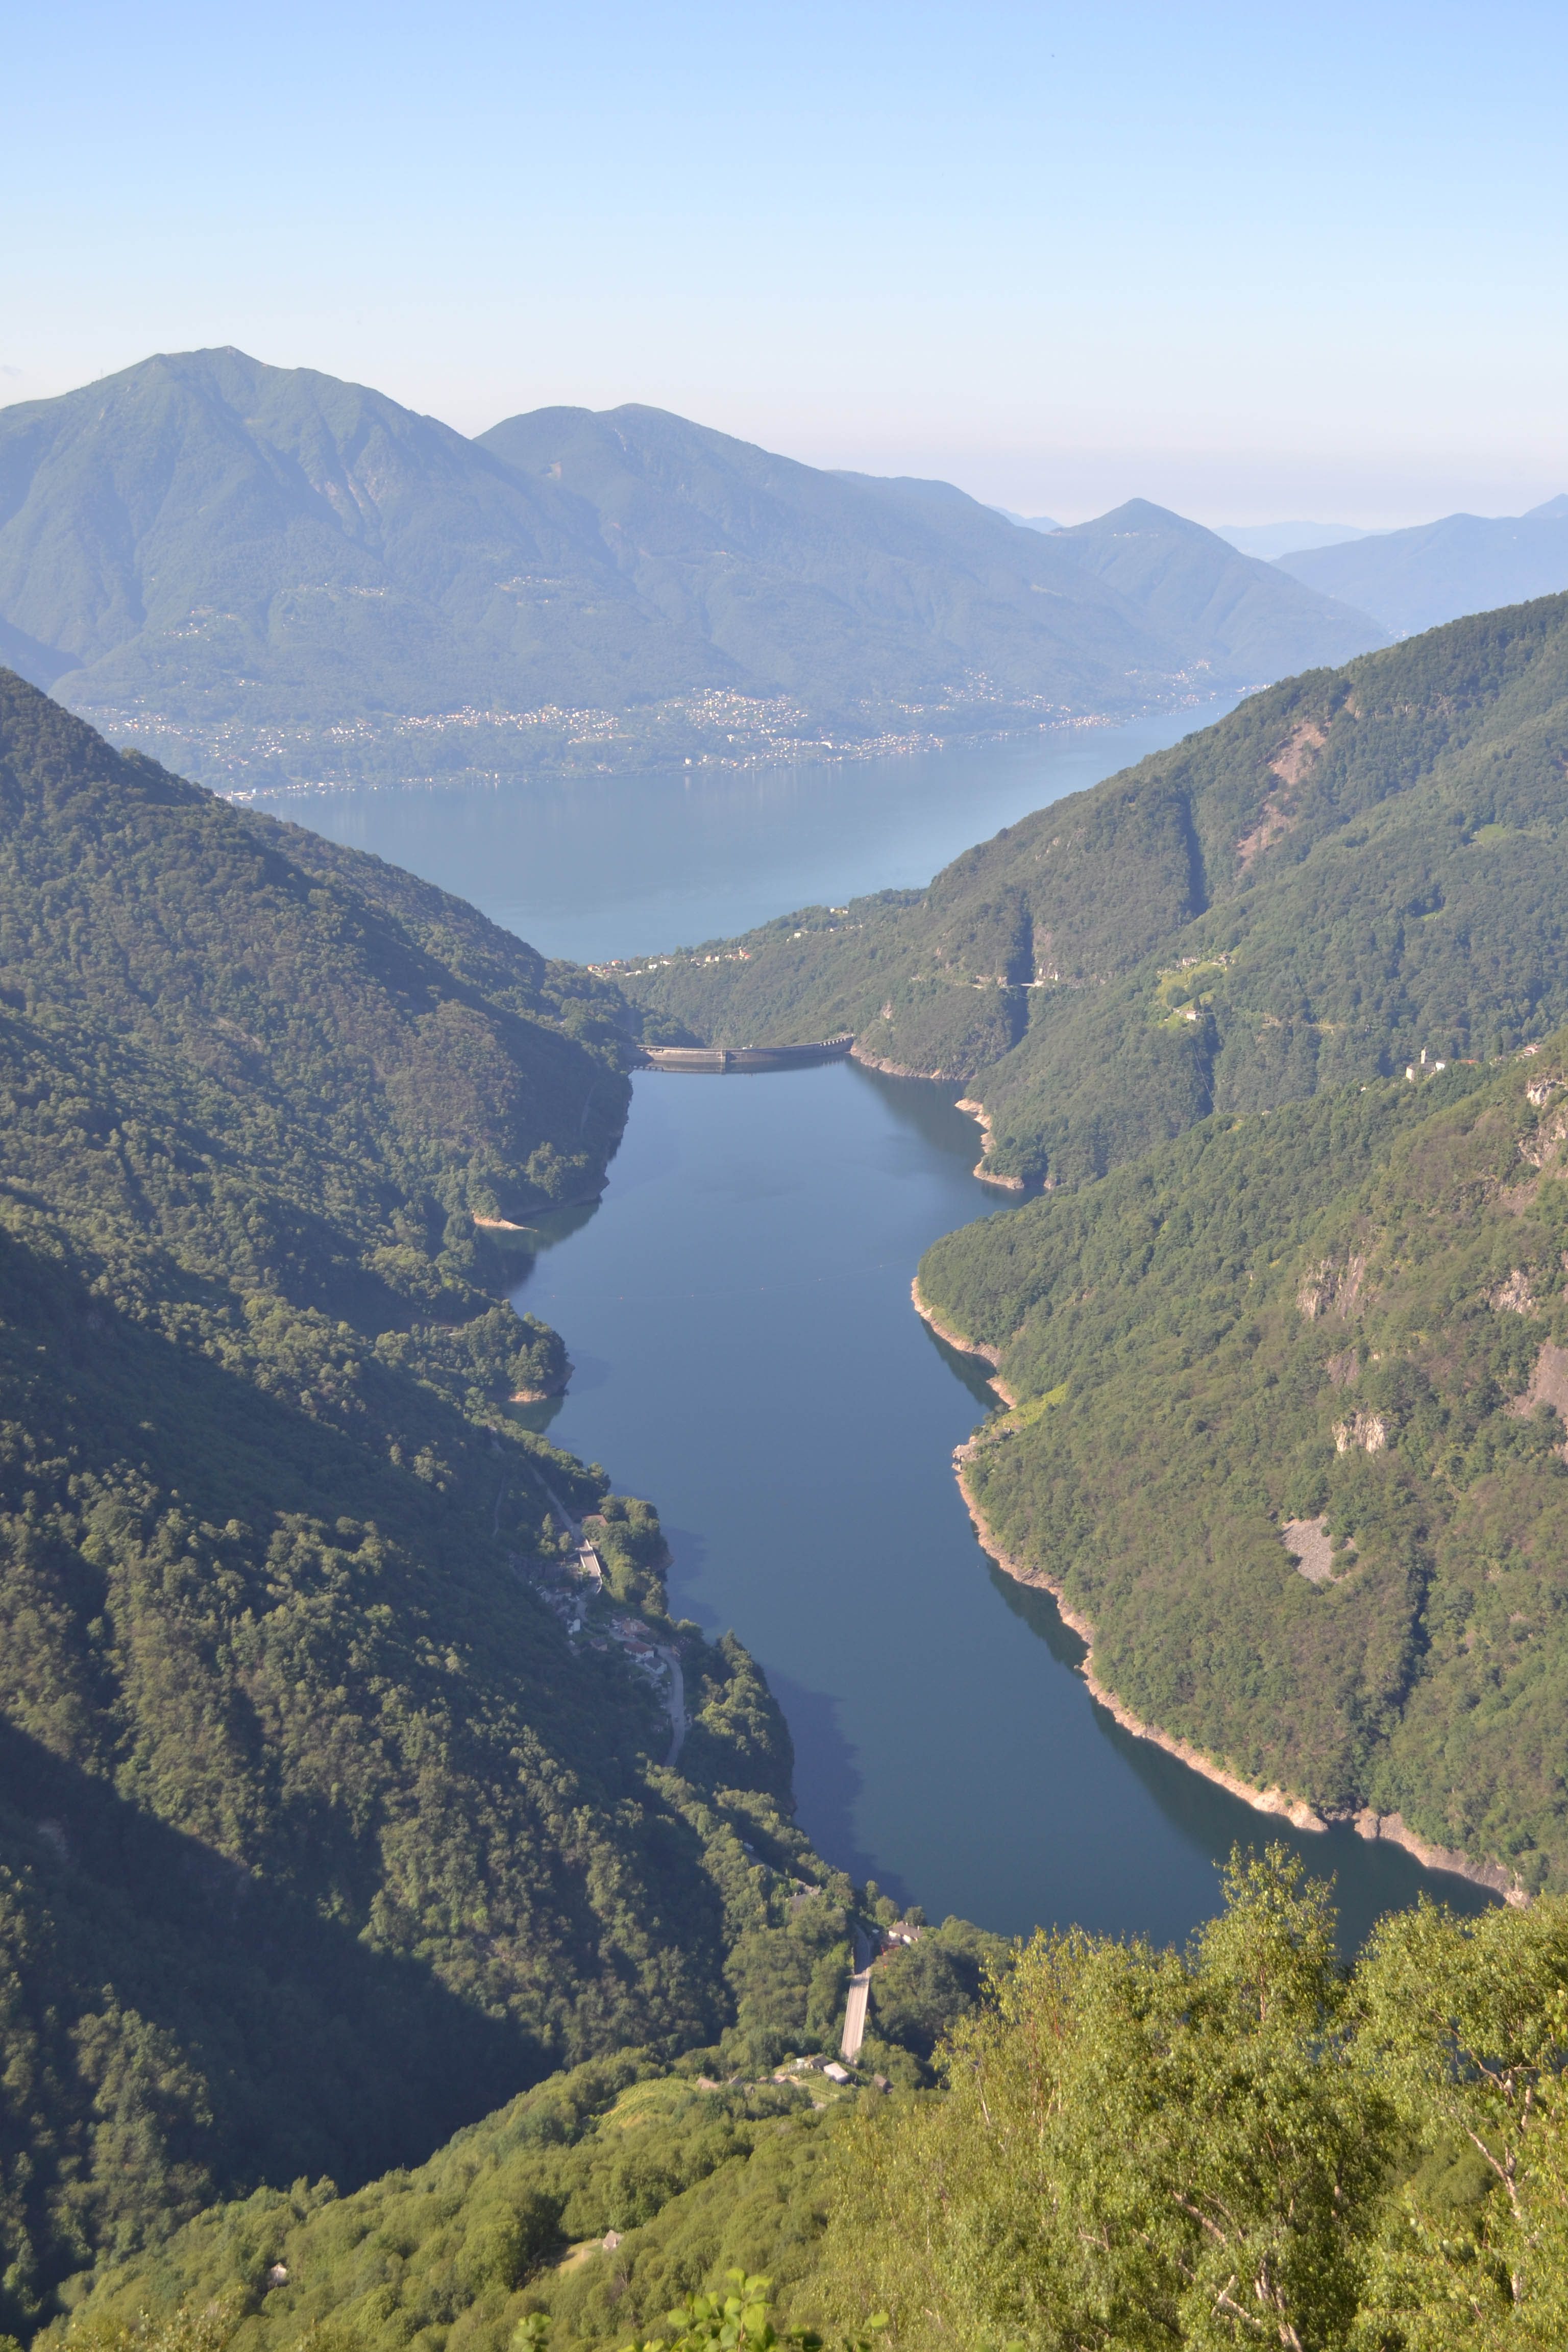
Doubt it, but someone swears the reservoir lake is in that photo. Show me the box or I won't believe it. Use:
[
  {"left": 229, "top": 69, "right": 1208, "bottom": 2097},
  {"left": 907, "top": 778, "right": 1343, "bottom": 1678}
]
[{"left": 254, "top": 715, "right": 1494, "bottom": 1949}]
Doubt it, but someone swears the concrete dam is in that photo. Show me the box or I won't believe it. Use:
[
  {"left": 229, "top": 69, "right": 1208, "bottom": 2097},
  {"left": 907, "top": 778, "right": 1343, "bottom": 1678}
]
[{"left": 639, "top": 1033, "right": 855, "bottom": 1074}]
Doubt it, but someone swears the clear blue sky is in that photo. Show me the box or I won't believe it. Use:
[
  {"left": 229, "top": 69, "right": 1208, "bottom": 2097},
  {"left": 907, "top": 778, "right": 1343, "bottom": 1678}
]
[{"left": 5, "top": 0, "right": 1565, "bottom": 524}]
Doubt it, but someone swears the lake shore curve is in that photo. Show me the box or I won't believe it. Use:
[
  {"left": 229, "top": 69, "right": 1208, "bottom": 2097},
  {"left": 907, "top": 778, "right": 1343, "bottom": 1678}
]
[{"left": 945, "top": 1393, "right": 1527, "bottom": 1902}]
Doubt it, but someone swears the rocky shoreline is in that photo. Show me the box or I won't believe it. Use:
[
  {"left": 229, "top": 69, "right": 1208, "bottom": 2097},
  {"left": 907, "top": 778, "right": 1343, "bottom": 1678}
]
[
  {"left": 851, "top": 1043, "right": 953, "bottom": 1080},
  {"left": 954, "top": 1454, "right": 1525, "bottom": 1899},
  {"left": 954, "top": 1096, "right": 1025, "bottom": 1189},
  {"left": 843, "top": 1057, "right": 1022, "bottom": 1189},
  {"left": 910, "top": 1277, "right": 1018, "bottom": 1406},
  {"left": 951, "top": 1457, "right": 1329, "bottom": 1833},
  {"left": 912, "top": 1284, "right": 1527, "bottom": 1904}
]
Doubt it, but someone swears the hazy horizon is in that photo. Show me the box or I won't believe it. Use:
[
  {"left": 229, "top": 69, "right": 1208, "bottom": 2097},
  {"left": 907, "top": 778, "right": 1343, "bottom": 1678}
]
[
  {"left": 6, "top": 1, "right": 1566, "bottom": 529},
  {"left": 3, "top": 348, "right": 1561, "bottom": 543}
]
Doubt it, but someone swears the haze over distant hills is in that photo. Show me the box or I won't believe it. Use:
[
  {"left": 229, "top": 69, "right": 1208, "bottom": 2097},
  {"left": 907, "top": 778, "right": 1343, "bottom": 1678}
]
[
  {"left": 1046, "top": 500, "right": 1369, "bottom": 681},
  {"left": 1215, "top": 520, "right": 1376, "bottom": 561},
  {"left": 0, "top": 349, "right": 1384, "bottom": 795},
  {"left": 1275, "top": 495, "right": 1568, "bottom": 634}
]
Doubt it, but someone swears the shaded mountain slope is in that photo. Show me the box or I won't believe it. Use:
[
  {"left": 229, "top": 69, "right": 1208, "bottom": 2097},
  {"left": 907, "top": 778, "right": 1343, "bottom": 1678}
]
[
  {"left": 0, "top": 669, "right": 634, "bottom": 1224},
  {"left": 50, "top": 1856, "right": 1568, "bottom": 2352},
  {"left": 0, "top": 675, "right": 831, "bottom": 2322},
  {"left": 620, "top": 594, "right": 1568, "bottom": 1185},
  {"left": 46, "top": 2056, "right": 851, "bottom": 2352},
  {"left": 47, "top": 1903, "right": 1009, "bottom": 2352},
  {"left": 1278, "top": 499, "right": 1568, "bottom": 635},
  {"left": 917, "top": 1044, "right": 1568, "bottom": 1895},
  {"left": 0, "top": 351, "right": 1379, "bottom": 792}
]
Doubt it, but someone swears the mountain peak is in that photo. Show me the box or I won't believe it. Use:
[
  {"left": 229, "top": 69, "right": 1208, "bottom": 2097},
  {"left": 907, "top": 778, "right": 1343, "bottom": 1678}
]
[
  {"left": 1044, "top": 497, "right": 1386, "bottom": 672},
  {"left": 1, "top": 353, "right": 1387, "bottom": 787},
  {"left": 1063, "top": 497, "right": 1209, "bottom": 538}
]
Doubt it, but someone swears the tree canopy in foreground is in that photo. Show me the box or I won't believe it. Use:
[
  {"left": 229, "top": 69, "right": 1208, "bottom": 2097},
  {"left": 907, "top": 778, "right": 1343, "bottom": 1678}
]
[{"left": 53, "top": 1853, "right": 1568, "bottom": 2352}]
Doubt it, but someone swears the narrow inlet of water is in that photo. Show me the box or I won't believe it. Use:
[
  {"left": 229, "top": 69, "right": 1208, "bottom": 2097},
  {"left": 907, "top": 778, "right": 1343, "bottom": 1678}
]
[{"left": 511, "top": 1062, "right": 1492, "bottom": 1952}]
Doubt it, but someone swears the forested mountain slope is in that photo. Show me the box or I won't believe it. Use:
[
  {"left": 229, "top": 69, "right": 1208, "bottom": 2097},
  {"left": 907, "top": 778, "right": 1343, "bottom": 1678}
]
[
  {"left": 918, "top": 1046, "right": 1568, "bottom": 1893},
  {"left": 1277, "top": 496, "right": 1568, "bottom": 635},
  {"left": 53, "top": 1860, "right": 1568, "bottom": 2352},
  {"left": 0, "top": 350, "right": 1378, "bottom": 793},
  {"left": 52, "top": 2055, "right": 852, "bottom": 2352},
  {"left": 0, "top": 675, "right": 842, "bottom": 2325},
  {"left": 622, "top": 594, "right": 1568, "bottom": 1185},
  {"left": 46, "top": 1905, "right": 1007, "bottom": 2352}
]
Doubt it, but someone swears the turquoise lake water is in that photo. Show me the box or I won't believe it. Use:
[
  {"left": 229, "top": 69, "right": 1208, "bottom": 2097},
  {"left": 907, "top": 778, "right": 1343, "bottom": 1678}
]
[{"left": 255, "top": 718, "right": 1494, "bottom": 1948}]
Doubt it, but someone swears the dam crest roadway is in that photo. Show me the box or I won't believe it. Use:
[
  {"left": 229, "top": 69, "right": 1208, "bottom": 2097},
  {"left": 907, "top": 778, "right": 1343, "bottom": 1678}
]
[{"left": 639, "top": 1034, "right": 855, "bottom": 1073}]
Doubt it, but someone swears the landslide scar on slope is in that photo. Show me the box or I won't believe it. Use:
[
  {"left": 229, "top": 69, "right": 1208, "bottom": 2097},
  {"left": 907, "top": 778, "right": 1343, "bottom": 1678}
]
[
  {"left": 1506, "top": 1340, "right": 1568, "bottom": 1452},
  {"left": 1235, "top": 720, "right": 1328, "bottom": 870}
]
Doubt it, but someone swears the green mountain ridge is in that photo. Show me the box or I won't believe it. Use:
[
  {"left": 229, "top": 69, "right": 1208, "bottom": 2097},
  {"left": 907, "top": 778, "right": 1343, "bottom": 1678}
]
[
  {"left": 0, "top": 351, "right": 1383, "bottom": 793},
  {"left": 619, "top": 593, "right": 1568, "bottom": 1188},
  {"left": 44, "top": 1902, "right": 1008, "bottom": 2352},
  {"left": 45, "top": 2053, "right": 851, "bottom": 2352},
  {"left": 0, "top": 672, "right": 890, "bottom": 2327}
]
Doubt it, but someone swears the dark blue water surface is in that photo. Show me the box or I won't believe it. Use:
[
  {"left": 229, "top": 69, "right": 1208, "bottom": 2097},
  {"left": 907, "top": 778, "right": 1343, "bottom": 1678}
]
[
  {"left": 261, "top": 722, "right": 1494, "bottom": 1949},
  {"left": 510, "top": 1063, "right": 1489, "bottom": 1950}
]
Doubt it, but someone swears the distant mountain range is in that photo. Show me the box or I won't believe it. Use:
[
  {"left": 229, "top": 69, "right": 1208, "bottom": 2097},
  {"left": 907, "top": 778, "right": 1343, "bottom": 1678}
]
[
  {"left": 1274, "top": 494, "right": 1568, "bottom": 633},
  {"left": 0, "top": 349, "right": 1385, "bottom": 793}
]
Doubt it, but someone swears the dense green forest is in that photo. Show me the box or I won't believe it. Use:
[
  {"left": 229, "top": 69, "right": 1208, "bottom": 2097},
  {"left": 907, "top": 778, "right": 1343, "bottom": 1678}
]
[
  {"left": 50, "top": 1915, "right": 1012, "bottom": 2352},
  {"left": 917, "top": 1038, "right": 1568, "bottom": 1894},
  {"left": 0, "top": 672, "right": 936, "bottom": 2328},
  {"left": 51, "top": 1854, "right": 1568, "bottom": 2352},
  {"left": 622, "top": 594, "right": 1568, "bottom": 1186},
  {"left": 15, "top": 594, "right": 1568, "bottom": 2352}
]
